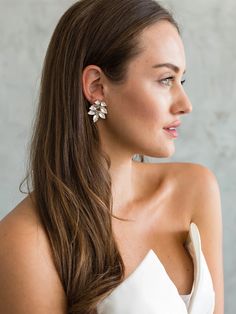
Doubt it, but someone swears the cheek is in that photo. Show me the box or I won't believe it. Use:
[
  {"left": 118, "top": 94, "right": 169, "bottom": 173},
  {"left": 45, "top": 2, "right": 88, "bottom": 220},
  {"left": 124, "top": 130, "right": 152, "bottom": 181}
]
[
  {"left": 106, "top": 80, "right": 168, "bottom": 135},
  {"left": 123, "top": 87, "right": 166, "bottom": 128}
]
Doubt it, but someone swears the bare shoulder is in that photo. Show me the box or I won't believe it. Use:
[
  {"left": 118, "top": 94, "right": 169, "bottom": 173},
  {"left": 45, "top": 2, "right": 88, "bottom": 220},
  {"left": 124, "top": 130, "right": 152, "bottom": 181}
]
[
  {"left": 154, "top": 161, "right": 224, "bottom": 313},
  {"left": 0, "top": 195, "right": 67, "bottom": 314},
  {"left": 154, "top": 161, "right": 218, "bottom": 186},
  {"left": 151, "top": 161, "right": 222, "bottom": 235},
  {"left": 150, "top": 161, "right": 220, "bottom": 204},
  {"left": 158, "top": 161, "right": 222, "bottom": 224},
  {"left": 142, "top": 161, "right": 219, "bottom": 205}
]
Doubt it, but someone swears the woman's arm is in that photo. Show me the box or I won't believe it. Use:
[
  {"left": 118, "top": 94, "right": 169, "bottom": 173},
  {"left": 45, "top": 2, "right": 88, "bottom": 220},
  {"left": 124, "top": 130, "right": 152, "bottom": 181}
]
[
  {"left": 191, "top": 164, "right": 224, "bottom": 314},
  {"left": 0, "top": 200, "right": 67, "bottom": 314}
]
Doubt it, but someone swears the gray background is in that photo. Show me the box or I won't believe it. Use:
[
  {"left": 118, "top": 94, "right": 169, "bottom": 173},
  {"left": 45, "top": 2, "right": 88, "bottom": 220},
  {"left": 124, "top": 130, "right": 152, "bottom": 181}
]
[{"left": 0, "top": 0, "right": 235, "bottom": 312}]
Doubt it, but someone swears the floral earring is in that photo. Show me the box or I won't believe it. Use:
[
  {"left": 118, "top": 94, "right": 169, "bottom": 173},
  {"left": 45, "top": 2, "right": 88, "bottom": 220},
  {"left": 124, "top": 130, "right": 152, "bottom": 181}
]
[{"left": 88, "top": 100, "right": 108, "bottom": 123}]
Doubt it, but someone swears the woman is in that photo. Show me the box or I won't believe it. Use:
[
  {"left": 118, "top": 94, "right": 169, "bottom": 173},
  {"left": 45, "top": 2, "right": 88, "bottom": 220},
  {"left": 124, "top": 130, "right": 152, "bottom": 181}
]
[{"left": 0, "top": 0, "right": 224, "bottom": 313}]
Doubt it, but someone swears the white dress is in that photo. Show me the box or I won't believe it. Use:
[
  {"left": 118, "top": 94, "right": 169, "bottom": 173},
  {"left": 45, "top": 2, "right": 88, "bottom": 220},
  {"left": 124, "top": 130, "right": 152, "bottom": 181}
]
[{"left": 97, "top": 223, "right": 215, "bottom": 314}]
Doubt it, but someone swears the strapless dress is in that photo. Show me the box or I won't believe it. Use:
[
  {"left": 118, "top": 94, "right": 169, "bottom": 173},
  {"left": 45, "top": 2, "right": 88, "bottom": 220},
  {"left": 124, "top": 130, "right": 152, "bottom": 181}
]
[{"left": 97, "top": 222, "right": 215, "bottom": 314}]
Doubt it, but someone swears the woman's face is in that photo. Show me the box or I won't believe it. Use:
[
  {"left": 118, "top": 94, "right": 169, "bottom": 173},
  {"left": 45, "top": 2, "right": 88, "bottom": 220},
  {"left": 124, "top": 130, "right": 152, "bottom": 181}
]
[{"left": 101, "top": 20, "right": 192, "bottom": 158}]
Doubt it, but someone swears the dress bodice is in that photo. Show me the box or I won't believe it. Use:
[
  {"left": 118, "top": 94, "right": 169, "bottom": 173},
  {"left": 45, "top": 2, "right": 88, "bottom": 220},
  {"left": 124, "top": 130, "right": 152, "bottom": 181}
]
[{"left": 97, "top": 222, "right": 215, "bottom": 314}]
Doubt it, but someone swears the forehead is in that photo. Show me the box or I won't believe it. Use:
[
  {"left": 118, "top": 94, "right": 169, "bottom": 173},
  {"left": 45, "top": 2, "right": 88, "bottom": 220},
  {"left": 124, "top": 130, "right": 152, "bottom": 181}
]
[{"left": 133, "top": 21, "right": 186, "bottom": 71}]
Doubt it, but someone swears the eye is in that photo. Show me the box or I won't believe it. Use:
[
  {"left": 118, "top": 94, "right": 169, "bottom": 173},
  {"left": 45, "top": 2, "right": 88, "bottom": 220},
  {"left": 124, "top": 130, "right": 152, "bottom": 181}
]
[
  {"left": 160, "top": 76, "right": 174, "bottom": 87},
  {"left": 159, "top": 76, "right": 186, "bottom": 87}
]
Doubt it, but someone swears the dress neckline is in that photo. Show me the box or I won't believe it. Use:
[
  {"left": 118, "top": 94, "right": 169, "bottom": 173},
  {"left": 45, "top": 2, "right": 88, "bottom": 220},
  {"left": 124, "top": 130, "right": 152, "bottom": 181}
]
[
  {"left": 97, "top": 222, "right": 216, "bottom": 314},
  {"left": 119, "top": 223, "right": 196, "bottom": 296},
  {"left": 123, "top": 249, "right": 193, "bottom": 296}
]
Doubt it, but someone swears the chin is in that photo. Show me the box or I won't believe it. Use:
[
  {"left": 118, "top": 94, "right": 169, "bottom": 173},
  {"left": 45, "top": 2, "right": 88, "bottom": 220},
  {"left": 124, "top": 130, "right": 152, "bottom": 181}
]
[
  {"left": 158, "top": 151, "right": 175, "bottom": 158},
  {"left": 162, "top": 141, "right": 176, "bottom": 157},
  {"left": 138, "top": 140, "right": 176, "bottom": 159},
  {"left": 165, "top": 146, "right": 176, "bottom": 158},
  {"left": 144, "top": 146, "right": 175, "bottom": 159},
  {"left": 156, "top": 138, "right": 176, "bottom": 158}
]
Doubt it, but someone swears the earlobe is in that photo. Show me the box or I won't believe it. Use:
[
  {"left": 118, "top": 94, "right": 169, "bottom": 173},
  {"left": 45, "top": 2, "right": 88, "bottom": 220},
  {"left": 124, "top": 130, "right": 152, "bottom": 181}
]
[{"left": 82, "top": 65, "right": 105, "bottom": 103}]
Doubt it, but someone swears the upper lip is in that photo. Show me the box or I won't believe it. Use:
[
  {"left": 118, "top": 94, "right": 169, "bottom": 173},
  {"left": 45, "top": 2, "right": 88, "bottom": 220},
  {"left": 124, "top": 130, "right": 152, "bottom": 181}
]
[{"left": 163, "top": 120, "right": 181, "bottom": 129}]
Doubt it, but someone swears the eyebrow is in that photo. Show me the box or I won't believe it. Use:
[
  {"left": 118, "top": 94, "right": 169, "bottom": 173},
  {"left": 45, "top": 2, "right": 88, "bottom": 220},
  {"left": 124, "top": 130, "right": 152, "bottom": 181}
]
[{"left": 152, "top": 63, "right": 186, "bottom": 74}]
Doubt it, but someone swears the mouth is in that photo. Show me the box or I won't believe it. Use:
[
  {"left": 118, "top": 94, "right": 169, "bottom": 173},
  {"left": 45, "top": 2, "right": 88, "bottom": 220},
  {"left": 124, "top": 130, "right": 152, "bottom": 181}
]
[
  {"left": 163, "top": 120, "right": 181, "bottom": 139},
  {"left": 163, "top": 127, "right": 178, "bottom": 138}
]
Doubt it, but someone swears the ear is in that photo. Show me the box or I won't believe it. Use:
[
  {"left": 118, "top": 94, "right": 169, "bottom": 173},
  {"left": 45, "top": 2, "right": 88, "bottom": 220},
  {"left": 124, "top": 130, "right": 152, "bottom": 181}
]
[{"left": 82, "top": 65, "right": 105, "bottom": 104}]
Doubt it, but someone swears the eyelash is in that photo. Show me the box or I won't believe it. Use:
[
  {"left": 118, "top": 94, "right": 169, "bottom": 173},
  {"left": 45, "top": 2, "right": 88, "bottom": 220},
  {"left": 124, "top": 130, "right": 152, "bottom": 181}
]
[{"left": 160, "top": 76, "right": 186, "bottom": 87}]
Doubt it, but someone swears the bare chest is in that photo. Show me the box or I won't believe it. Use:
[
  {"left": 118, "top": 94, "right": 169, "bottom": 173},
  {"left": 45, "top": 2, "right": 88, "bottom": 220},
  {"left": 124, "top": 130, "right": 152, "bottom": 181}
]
[{"left": 112, "top": 203, "right": 194, "bottom": 295}]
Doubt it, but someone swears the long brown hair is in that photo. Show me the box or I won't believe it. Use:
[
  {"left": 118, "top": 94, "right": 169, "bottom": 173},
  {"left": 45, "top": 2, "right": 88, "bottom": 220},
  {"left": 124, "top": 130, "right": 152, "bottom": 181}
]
[{"left": 20, "top": 0, "right": 179, "bottom": 313}]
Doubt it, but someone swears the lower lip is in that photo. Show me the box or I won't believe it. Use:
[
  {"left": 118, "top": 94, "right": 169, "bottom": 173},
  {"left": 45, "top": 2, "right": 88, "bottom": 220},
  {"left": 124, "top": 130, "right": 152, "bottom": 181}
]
[{"left": 163, "top": 128, "right": 178, "bottom": 138}]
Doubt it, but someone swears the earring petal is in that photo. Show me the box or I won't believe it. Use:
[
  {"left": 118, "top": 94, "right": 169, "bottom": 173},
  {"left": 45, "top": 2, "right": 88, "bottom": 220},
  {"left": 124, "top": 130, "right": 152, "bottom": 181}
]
[
  {"left": 99, "top": 112, "right": 106, "bottom": 119},
  {"left": 93, "top": 114, "right": 99, "bottom": 123},
  {"left": 101, "top": 107, "right": 107, "bottom": 114},
  {"left": 88, "top": 110, "right": 96, "bottom": 115}
]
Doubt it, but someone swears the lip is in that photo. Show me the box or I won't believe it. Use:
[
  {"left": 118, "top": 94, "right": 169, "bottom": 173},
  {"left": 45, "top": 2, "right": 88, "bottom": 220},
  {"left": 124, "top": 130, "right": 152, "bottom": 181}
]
[
  {"left": 163, "top": 120, "right": 181, "bottom": 139},
  {"left": 163, "top": 128, "right": 178, "bottom": 138},
  {"left": 163, "top": 120, "right": 181, "bottom": 129}
]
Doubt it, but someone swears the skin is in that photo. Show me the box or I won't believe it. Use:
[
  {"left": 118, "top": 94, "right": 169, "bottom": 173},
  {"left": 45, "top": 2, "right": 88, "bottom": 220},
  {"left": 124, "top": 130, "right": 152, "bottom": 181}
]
[
  {"left": 83, "top": 20, "right": 224, "bottom": 313},
  {"left": 0, "top": 20, "right": 224, "bottom": 313},
  {"left": 83, "top": 20, "right": 192, "bottom": 213}
]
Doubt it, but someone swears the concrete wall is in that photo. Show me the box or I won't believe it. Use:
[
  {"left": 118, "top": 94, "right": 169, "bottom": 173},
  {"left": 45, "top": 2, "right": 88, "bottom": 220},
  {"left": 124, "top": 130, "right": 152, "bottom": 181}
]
[
  {"left": 0, "top": 0, "right": 235, "bottom": 312},
  {"left": 156, "top": 1, "right": 236, "bottom": 313}
]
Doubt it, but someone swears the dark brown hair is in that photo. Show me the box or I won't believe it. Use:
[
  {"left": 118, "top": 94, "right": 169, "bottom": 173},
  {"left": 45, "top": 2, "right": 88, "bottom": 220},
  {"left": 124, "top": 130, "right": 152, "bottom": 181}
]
[{"left": 20, "top": 0, "right": 179, "bottom": 313}]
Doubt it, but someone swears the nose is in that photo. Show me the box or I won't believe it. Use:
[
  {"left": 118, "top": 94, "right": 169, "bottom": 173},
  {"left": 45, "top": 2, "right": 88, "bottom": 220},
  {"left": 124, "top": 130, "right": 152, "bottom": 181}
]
[{"left": 171, "top": 89, "right": 193, "bottom": 115}]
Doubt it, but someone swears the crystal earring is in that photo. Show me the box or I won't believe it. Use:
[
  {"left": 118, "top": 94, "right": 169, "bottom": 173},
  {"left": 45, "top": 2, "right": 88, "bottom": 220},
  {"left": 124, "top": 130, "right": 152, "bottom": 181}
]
[{"left": 88, "top": 100, "right": 108, "bottom": 123}]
